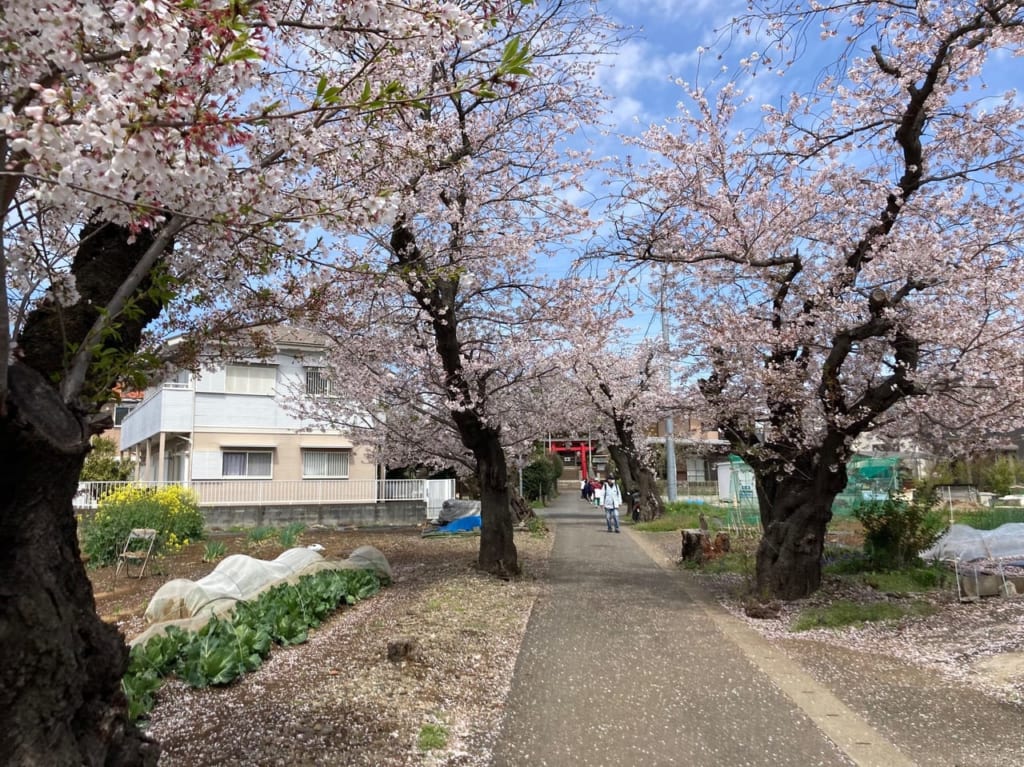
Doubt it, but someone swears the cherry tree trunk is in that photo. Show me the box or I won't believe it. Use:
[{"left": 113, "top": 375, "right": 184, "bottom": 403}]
[
  {"left": 608, "top": 443, "right": 664, "bottom": 521},
  {"left": 0, "top": 363, "right": 158, "bottom": 765},
  {"left": 753, "top": 457, "right": 848, "bottom": 600},
  {"left": 474, "top": 432, "right": 519, "bottom": 577}
]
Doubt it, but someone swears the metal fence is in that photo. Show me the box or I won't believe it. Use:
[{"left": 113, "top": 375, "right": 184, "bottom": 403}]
[
  {"left": 74, "top": 478, "right": 434, "bottom": 510},
  {"left": 676, "top": 480, "right": 719, "bottom": 497}
]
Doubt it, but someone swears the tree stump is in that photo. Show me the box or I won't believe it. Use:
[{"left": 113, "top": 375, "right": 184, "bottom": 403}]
[
  {"left": 681, "top": 529, "right": 732, "bottom": 563},
  {"left": 681, "top": 529, "right": 710, "bottom": 563}
]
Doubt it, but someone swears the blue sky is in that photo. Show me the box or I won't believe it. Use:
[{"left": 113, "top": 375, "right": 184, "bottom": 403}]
[
  {"left": 600, "top": 0, "right": 751, "bottom": 136},
  {"left": 544, "top": 0, "right": 828, "bottom": 343},
  {"left": 530, "top": 2, "right": 755, "bottom": 332}
]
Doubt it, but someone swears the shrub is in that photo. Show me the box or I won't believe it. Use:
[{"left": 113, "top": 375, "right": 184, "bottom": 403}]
[
  {"left": 981, "top": 455, "right": 1020, "bottom": 496},
  {"left": 80, "top": 485, "right": 205, "bottom": 566},
  {"left": 853, "top": 488, "right": 947, "bottom": 570},
  {"left": 80, "top": 436, "right": 133, "bottom": 482}
]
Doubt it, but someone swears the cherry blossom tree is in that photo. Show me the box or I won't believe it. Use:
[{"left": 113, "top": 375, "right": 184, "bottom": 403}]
[
  {"left": 1, "top": 1, "right": 491, "bottom": 762},
  {"left": 615, "top": 1, "right": 1024, "bottom": 598},
  {"left": 554, "top": 291, "right": 672, "bottom": 519},
  {"left": 287, "top": 0, "right": 615, "bottom": 576},
  {"left": 578, "top": 347, "right": 670, "bottom": 521}
]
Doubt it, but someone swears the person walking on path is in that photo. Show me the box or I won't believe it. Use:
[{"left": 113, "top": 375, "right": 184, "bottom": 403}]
[{"left": 600, "top": 476, "right": 621, "bottom": 532}]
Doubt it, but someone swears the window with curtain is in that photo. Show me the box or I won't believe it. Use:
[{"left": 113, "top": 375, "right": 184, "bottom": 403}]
[
  {"left": 222, "top": 450, "right": 273, "bottom": 478},
  {"left": 225, "top": 364, "right": 277, "bottom": 395},
  {"left": 302, "top": 449, "right": 350, "bottom": 479},
  {"left": 686, "top": 457, "right": 707, "bottom": 482}
]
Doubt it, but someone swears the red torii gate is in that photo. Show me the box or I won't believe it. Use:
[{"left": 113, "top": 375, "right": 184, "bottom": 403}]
[{"left": 547, "top": 438, "right": 593, "bottom": 479}]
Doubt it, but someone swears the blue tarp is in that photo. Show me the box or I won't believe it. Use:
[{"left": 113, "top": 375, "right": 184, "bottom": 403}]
[{"left": 434, "top": 515, "right": 482, "bottom": 534}]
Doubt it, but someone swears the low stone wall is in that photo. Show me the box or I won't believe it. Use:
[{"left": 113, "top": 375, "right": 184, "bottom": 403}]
[{"left": 201, "top": 500, "right": 427, "bottom": 530}]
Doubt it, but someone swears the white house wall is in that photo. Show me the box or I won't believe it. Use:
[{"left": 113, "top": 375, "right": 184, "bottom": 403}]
[
  {"left": 195, "top": 393, "right": 288, "bottom": 430},
  {"left": 194, "top": 366, "right": 226, "bottom": 393}
]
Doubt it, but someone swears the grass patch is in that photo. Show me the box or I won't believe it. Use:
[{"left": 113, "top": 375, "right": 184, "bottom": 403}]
[
  {"left": 823, "top": 546, "right": 874, "bottom": 575},
  {"left": 680, "top": 551, "right": 755, "bottom": 576},
  {"left": 526, "top": 514, "right": 548, "bottom": 538},
  {"left": 278, "top": 522, "right": 306, "bottom": 548},
  {"left": 202, "top": 540, "right": 227, "bottom": 563},
  {"left": 824, "top": 545, "right": 950, "bottom": 593},
  {"left": 417, "top": 722, "right": 448, "bottom": 751},
  {"left": 791, "top": 599, "right": 937, "bottom": 632},
  {"left": 635, "top": 501, "right": 728, "bottom": 532},
  {"left": 862, "top": 567, "right": 948, "bottom": 593}
]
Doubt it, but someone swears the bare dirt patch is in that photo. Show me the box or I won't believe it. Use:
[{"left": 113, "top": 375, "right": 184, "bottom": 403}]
[{"left": 90, "top": 526, "right": 552, "bottom": 766}]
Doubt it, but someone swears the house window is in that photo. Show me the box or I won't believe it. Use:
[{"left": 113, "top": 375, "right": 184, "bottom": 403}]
[
  {"left": 113, "top": 403, "right": 137, "bottom": 425},
  {"left": 222, "top": 450, "right": 273, "bottom": 478},
  {"left": 225, "top": 364, "right": 276, "bottom": 395},
  {"left": 686, "top": 457, "right": 707, "bottom": 482},
  {"left": 302, "top": 449, "right": 349, "bottom": 479},
  {"left": 305, "top": 367, "right": 333, "bottom": 396}
]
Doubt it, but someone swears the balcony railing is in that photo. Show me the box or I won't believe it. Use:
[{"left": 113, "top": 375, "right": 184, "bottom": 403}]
[{"left": 73, "top": 479, "right": 430, "bottom": 510}]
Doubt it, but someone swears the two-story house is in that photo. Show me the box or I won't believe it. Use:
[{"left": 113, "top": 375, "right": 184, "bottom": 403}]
[{"left": 119, "top": 327, "right": 376, "bottom": 492}]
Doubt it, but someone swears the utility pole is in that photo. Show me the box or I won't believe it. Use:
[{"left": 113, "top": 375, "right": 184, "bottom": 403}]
[{"left": 661, "top": 273, "right": 677, "bottom": 502}]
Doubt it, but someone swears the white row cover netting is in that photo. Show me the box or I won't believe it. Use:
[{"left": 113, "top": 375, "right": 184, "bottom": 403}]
[
  {"left": 922, "top": 524, "right": 1024, "bottom": 598},
  {"left": 132, "top": 545, "right": 391, "bottom": 646},
  {"left": 922, "top": 524, "right": 1024, "bottom": 564}
]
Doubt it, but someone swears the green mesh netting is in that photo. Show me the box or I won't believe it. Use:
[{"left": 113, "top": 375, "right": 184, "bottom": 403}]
[
  {"left": 832, "top": 455, "right": 901, "bottom": 516},
  {"left": 721, "top": 454, "right": 901, "bottom": 520}
]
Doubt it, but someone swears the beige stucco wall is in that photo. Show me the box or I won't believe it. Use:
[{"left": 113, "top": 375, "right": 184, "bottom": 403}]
[{"left": 191, "top": 430, "right": 375, "bottom": 481}]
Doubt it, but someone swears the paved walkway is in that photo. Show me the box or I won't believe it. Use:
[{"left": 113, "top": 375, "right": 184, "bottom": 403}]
[{"left": 491, "top": 492, "right": 1024, "bottom": 767}]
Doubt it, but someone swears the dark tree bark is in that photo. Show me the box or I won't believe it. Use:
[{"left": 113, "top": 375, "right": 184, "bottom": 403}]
[
  {"left": 0, "top": 364, "right": 158, "bottom": 765},
  {"left": 470, "top": 423, "right": 519, "bottom": 577},
  {"left": 609, "top": 433, "right": 664, "bottom": 521},
  {"left": 19, "top": 220, "right": 165, "bottom": 404},
  {"left": 1, "top": 220, "right": 169, "bottom": 765},
  {"left": 750, "top": 448, "right": 849, "bottom": 600}
]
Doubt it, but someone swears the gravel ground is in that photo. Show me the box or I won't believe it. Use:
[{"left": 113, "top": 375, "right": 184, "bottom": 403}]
[{"left": 99, "top": 524, "right": 1024, "bottom": 765}]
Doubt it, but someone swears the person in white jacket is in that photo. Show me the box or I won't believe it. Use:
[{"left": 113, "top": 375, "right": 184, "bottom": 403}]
[{"left": 601, "top": 477, "right": 622, "bottom": 533}]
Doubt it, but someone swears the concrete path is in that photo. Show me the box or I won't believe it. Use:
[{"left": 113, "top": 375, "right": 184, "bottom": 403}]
[{"left": 491, "top": 492, "right": 1024, "bottom": 767}]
